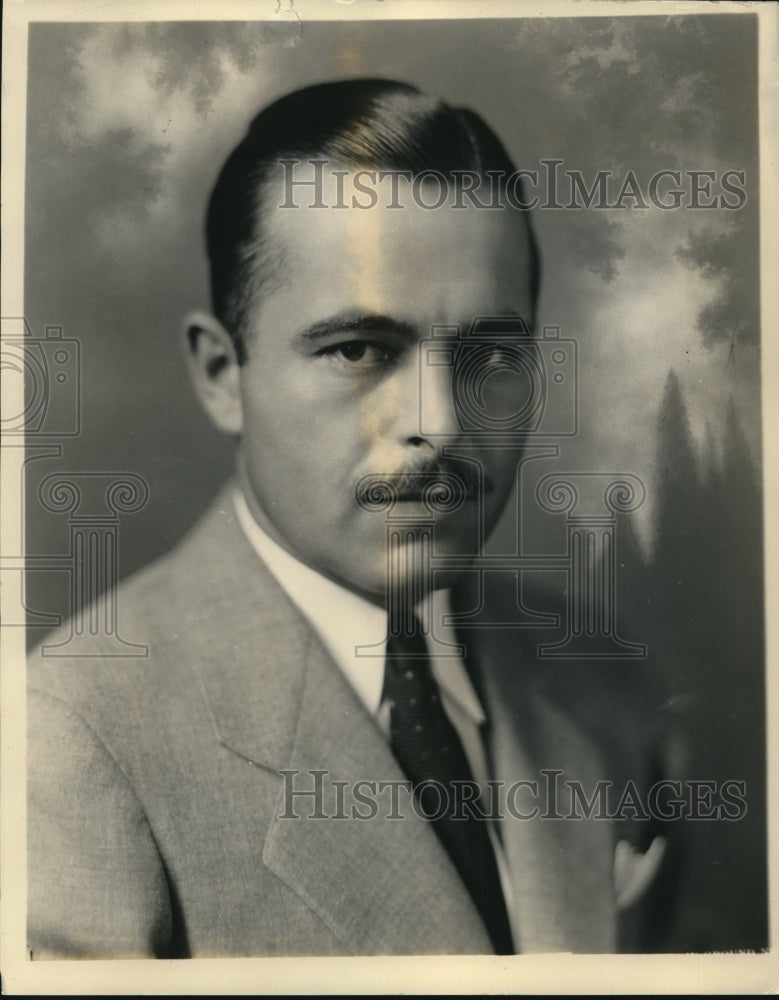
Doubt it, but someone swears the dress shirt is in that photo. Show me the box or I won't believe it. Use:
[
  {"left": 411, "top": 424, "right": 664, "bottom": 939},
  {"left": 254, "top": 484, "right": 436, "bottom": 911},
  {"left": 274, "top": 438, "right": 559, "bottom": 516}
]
[{"left": 233, "top": 486, "right": 517, "bottom": 947}]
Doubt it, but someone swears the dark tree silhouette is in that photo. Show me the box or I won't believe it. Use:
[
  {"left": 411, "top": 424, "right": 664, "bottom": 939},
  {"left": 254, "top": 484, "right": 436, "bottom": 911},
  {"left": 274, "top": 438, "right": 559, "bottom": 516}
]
[{"left": 645, "top": 370, "right": 766, "bottom": 951}]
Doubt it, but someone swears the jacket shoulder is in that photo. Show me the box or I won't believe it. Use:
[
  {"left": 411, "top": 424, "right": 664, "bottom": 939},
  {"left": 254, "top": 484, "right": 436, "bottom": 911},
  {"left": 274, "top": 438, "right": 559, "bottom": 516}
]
[{"left": 26, "top": 481, "right": 282, "bottom": 713}]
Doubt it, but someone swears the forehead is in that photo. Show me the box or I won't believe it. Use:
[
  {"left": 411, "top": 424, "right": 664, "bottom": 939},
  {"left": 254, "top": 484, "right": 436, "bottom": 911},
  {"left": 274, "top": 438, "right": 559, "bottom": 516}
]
[{"left": 258, "top": 168, "right": 534, "bottom": 328}]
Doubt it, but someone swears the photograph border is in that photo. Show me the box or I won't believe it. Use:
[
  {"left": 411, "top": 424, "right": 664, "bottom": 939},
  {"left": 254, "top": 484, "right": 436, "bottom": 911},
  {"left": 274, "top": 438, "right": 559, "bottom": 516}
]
[{"left": 2, "top": 0, "right": 777, "bottom": 994}]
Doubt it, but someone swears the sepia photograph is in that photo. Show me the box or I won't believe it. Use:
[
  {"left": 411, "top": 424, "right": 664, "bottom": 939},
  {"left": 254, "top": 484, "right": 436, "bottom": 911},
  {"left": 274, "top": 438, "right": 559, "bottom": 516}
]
[{"left": 1, "top": 0, "right": 777, "bottom": 993}]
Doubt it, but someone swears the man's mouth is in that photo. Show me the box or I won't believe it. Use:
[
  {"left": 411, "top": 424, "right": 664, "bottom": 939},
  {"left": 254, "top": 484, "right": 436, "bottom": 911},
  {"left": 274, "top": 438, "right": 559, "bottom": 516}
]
[
  {"left": 354, "top": 465, "right": 492, "bottom": 512},
  {"left": 393, "top": 483, "right": 474, "bottom": 503}
]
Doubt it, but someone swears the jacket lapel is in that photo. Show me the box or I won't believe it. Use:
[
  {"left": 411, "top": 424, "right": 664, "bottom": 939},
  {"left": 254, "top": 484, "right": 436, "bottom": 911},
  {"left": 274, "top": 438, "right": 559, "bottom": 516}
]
[
  {"left": 262, "top": 635, "right": 492, "bottom": 954},
  {"left": 472, "top": 623, "right": 618, "bottom": 952}
]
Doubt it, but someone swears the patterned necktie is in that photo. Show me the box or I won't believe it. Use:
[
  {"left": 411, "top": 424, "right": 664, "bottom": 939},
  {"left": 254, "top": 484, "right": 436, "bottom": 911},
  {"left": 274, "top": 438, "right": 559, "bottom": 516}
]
[{"left": 383, "top": 619, "right": 514, "bottom": 954}]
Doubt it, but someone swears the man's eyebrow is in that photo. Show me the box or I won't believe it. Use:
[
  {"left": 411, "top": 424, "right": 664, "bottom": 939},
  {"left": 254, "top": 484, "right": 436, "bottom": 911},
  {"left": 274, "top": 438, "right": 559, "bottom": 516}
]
[{"left": 297, "top": 312, "right": 419, "bottom": 343}]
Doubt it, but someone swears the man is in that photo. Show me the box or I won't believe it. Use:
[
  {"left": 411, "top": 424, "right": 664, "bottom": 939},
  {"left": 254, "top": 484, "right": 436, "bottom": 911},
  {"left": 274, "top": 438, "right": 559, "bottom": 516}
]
[{"left": 27, "top": 79, "right": 675, "bottom": 958}]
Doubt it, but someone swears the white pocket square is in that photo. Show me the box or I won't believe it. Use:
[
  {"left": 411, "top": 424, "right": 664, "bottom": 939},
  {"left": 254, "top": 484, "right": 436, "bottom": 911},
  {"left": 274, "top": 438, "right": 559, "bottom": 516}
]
[{"left": 613, "top": 835, "right": 667, "bottom": 909}]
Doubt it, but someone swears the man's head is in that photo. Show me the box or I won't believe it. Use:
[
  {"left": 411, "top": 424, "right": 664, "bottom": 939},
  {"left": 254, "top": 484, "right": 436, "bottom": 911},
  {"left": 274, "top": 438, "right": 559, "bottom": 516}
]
[{"left": 185, "top": 78, "right": 540, "bottom": 602}]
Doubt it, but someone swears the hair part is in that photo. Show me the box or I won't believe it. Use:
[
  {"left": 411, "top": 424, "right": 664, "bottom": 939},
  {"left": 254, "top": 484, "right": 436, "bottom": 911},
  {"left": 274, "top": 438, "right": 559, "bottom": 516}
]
[{"left": 206, "top": 78, "right": 540, "bottom": 363}]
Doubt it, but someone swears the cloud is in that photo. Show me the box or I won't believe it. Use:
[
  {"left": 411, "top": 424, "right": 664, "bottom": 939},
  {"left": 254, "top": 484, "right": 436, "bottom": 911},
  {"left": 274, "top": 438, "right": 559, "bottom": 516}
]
[{"left": 675, "top": 218, "right": 759, "bottom": 350}]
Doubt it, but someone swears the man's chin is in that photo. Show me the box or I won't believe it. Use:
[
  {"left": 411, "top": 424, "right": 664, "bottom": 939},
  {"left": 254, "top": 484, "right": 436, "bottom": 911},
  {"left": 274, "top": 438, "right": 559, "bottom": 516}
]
[
  {"left": 314, "top": 523, "right": 483, "bottom": 606},
  {"left": 338, "top": 561, "right": 478, "bottom": 610}
]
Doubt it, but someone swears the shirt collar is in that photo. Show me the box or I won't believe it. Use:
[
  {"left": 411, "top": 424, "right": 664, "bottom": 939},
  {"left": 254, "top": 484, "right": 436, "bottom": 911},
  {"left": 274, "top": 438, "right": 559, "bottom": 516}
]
[{"left": 233, "top": 485, "right": 485, "bottom": 726}]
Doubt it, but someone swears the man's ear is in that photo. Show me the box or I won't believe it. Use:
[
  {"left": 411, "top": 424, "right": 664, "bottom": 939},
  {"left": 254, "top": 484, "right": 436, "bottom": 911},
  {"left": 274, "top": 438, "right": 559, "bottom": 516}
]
[{"left": 181, "top": 311, "right": 244, "bottom": 435}]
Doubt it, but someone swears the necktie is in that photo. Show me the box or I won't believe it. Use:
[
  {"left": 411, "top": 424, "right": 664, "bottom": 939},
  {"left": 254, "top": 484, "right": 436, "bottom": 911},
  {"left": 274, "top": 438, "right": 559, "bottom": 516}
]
[{"left": 383, "top": 619, "right": 514, "bottom": 954}]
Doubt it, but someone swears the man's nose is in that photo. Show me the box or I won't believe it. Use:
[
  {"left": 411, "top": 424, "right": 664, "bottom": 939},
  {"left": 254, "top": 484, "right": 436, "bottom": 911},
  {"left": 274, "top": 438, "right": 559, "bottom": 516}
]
[{"left": 405, "top": 349, "right": 462, "bottom": 446}]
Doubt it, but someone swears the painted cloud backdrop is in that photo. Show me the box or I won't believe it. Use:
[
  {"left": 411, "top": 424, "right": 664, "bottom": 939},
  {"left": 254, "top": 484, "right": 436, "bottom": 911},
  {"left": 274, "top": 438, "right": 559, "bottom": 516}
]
[{"left": 25, "top": 13, "right": 760, "bottom": 571}]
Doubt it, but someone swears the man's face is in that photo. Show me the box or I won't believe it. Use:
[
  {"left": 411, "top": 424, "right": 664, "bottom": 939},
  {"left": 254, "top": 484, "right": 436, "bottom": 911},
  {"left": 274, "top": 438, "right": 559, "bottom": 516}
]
[{"left": 236, "top": 170, "right": 535, "bottom": 601}]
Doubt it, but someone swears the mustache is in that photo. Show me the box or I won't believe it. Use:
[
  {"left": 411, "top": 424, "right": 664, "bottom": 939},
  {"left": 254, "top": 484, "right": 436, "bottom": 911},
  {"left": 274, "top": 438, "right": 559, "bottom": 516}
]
[{"left": 354, "top": 460, "right": 491, "bottom": 511}]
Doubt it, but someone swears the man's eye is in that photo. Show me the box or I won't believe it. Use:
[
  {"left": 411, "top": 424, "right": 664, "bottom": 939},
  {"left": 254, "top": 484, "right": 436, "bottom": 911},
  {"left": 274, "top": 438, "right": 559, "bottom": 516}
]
[
  {"left": 339, "top": 342, "right": 371, "bottom": 362},
  {"left": 320, "top": 340, "right": 396, "bottom": 369}
]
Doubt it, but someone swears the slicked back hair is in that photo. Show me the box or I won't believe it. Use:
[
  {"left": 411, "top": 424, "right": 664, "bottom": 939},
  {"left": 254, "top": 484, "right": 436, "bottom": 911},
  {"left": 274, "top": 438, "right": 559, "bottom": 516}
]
[{"left": 206, "top": 78, "right": 540, "bottom": 362}]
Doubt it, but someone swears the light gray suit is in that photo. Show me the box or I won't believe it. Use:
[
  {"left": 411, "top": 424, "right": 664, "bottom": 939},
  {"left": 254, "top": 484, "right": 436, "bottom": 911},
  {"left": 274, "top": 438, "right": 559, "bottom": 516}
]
[{"left": 27, "top": 482, "right": 668, "bottom": 958}]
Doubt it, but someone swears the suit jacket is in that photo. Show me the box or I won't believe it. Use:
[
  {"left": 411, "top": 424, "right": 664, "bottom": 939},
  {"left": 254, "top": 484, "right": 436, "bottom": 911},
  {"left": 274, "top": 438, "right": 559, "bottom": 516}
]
[{"left": 27, "top": 482, "right": 676, "bottom": 958}]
